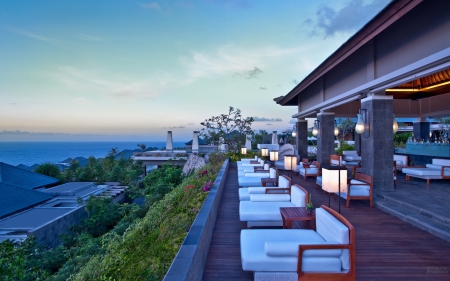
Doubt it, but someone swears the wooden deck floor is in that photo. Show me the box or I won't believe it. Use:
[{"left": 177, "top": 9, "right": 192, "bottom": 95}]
[{"left": 202, "top": 164, "right": 450, "bottom": 281}]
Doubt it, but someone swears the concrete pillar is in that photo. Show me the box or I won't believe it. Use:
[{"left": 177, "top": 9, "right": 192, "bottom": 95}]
[
  {"left": 166, "top": 131, "right": 173, "bottom": 152},
  {"left": 360, "top": 95, "right": 394, "bottom": 191},
  {"left": 271, "top": 131, "right": 278, "bottom": 145},
  {"left": 297, "top": 119, "right": 308, "bottom": 159},
  {"left": 413, "top": 117, "right": 430, "bottom": 141},
  {"left": 316, "top": 112, "right": 336, "bottom": 165},
  {"left": 192, "top": 131, "right": 199, "bottom": 153}
]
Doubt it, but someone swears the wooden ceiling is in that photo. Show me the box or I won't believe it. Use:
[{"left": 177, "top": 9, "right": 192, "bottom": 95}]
[{"left": 385, "top": 68, "right": 450, "bottom": 99}]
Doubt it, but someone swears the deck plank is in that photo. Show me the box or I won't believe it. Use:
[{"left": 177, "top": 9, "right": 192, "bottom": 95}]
[{"left": 202, "top": 164, "right": 450, "bottom": 280}]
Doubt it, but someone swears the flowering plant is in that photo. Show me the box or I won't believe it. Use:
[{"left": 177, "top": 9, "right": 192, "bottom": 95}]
[
  {"left": 202, "top": 181, "right": 213, "bottom": 192},
  {"left": 184, "top": 184, "right": 195, "bottom": 191}
]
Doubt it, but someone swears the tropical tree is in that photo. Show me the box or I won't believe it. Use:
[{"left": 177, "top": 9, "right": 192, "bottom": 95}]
[
  {"left": 34, "top": 163, "right": 61, "bottom": 178},
  {"left": 137, "top": 143, "right": 146, "bottom": 151},
  {"left": 108, "top": 147, "right": 119, "bottom": 156},
  {"left": 336, "top": 118, "right": 355, "bottom": 144},
  {"left": 200, "top": 106, "right": 254, "bottom": 153}
]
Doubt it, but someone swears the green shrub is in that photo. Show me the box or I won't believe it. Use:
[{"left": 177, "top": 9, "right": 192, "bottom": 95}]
[{"left": 335, "top": 142, "right": 355, "bottom": 155}]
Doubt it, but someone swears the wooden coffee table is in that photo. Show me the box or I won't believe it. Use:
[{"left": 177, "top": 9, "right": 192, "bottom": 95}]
[{"left": 280, "top": 207, "right": 316, "bottom": 230}]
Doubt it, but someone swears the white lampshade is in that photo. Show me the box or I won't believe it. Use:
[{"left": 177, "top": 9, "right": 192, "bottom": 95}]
[
  {"left": 355, "top": 113, "right": 365, "bottom": 134},
  {"left": 241, "top": 147, "right": 247, "bottom": 155},
  {"left": 270, "top": 150, "right": 279, "bottom": 161},
  {"left": 284, "top": 155, "right": 298, "bottom": 171},
  {"left": 261, "top": 148, "right": 268, "bottom": 157},
  {"left": 334, "top": 126, "right": 339, "bottom": 136},
  {"left": 393, "top": 118, "right": 398, "bottom": 133},
  {"left": 322, "top": 167, "right": 347, "bottom": 193}
]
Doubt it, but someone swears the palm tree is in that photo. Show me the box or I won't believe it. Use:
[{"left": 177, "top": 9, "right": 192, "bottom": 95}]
[
  {"left": 137, "top": 143, "right": 146, "bottom": 151},
  {"left": 109, "top": 147, "right": 119, "bottom": 156}
]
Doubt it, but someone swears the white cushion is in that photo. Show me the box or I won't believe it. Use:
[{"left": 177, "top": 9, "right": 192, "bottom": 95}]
[
  {"left": 264, "top": 241, "right": 342, "bottom": 257},
  {"left": 238, "top": 177, "right": 264, "bottom": 187},
  {"left": 248, "top": 187, "right": 269, "bottom": 194},
  {"left": 432, "top": 159, "right": 450, "bottom": 166},
  {"left": 316, "top": 176, "right": 322, "bottom": 186},
  {"left": 315, "top": 208, "right": 350, "bottom": 270},
  {"left": 402, "top": 168, "right": 441, "bottom": 176},
  {"left": 278, "top": 176, "right": 290, "bottom": 188},
  {"left": 251, "top": 194, "right": 290, "bottom": 202},
  {"left": 269, "top": 168, "right": 277, "bottom": 178},
  {"left": 331, "top": 159, "right": 340, "bottom": 165},
  {"left": 299, "top": 168, "right": 318, "bottom": 176},
  {"left": 240, "top": 201, "right": 292, "bottom": 221},
  {"left": 395, "top": 160, "right": 403, "bottom": 165},
  {"left": 240, "top": 229, "right": 342, "bottom": 272},
  {"left": 290, "top": 185, "right": 306, "bottom": 207},
  {"left": 239, "top": 188, "right": 250, "bottom": 200},
  {"left": 244, "top": 172, "right": 270, "bottom": 178}
]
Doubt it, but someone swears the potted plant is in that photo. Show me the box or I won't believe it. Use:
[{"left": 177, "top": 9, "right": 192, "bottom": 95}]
[{"left": 306, "top": 193, "right": 314, "bottom": 213}]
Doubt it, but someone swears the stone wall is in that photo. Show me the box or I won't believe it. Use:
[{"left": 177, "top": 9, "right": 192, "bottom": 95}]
[{"left": 164, "top": 159, "right": 229, "bottom": 281}]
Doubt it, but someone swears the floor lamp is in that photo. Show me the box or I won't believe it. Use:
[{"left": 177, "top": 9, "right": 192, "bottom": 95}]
[{"left": 322, "top": 165, "right": 347, "bottom": 213}]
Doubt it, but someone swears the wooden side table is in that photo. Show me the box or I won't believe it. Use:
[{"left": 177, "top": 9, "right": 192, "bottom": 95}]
[
  {"left": 261, "top": 178, "right": 277, "bottom": 187},
  {"left": 280, "top": 207, "right": 316, "bottom": 230}
]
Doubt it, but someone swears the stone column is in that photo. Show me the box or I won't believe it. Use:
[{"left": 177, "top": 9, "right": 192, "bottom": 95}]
[
  {"left": 271, "top": 131, "right": 278, "bottom": 145},
  {"left": 413, "top": 117, "right": 430, "bottom": 141},
  {"left": 192, "top": 131, "right": 199, "bottom": 153},
  {"left": 297, "top": 119, "right": 308, "bottom": 159},
  {"left": 316, "top": 112, "right": 336, "bottom": 165},
  {"left": 166, "top": 131, "right": 173, "bottom": 152},
  {"left": 360, "top": 95, "right": 394, "bottom": 191}
]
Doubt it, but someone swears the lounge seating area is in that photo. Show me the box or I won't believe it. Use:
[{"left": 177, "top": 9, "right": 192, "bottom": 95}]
[
  {"left": 402, "top": 158, "right": 450, "bottom": 185},
  {"left": 238, "top": 167, "right": 278, "bottom": 187},
  {"left": 240, "top": 205, "right": 355, "bottom": 280},
  {"left": 238, "top": 175, "right": 291, "bottom": 201}
]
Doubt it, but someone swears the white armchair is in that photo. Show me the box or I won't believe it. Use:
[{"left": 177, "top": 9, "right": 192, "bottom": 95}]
[{"left": 239, "top": 175, "right": 291, "bottom": 201}]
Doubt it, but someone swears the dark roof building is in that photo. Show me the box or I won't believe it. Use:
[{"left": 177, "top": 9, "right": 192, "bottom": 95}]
[{"left": 0, "top": 162, "right": 60, "bottom": 190}]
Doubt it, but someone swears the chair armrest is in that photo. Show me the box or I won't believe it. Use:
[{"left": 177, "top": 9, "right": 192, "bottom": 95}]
[
  {"left": 297, "top": 244, "right": 351, "bottom": 276},
  {"left": 441, "top": 166, "right": 450, "bottom": 178},
  {"left": 302, "top": 163, "right": 310, "bottom": 168},
  {"left": 265, "top": 188, "right": 290, "bottom": 194}
]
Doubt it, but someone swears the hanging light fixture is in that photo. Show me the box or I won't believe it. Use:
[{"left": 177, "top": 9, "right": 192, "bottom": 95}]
[
  {"left": 393, "top": 114, "right": 398, "bottom": 133},
  {"left": 355, "top": 109, "right": 368, "bottom": 135},
  {"left": 312, "top": 120, "right": 319, "bottom": 137},
  {"left": 334, "top": 120, "right": 339, "bottom": 137}
]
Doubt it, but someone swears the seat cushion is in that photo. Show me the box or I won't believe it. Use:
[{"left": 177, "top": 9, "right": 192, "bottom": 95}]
[
  {"left": 402, "top": 168, "right": 441, "bottom": 176},
  {"left": 238, "top": 177, "right": 264, "bottom": 187},
  {"left": 250, "top": 194, "right": 291, "bottom": 202},
  {"left": 290, "top": 185, "right": 306, "bottom": 207},
  {"left": 264, "top": 241, "right": 342, "bottom": 257},
  {"left": 240, "top": 201, "right": 294, "bottom": 221},
  {"left": 241, "top": 229, "right": 342, "bottom": 272},
  {"left": 316, "top": 176, "right": 322, "bottom": 186},
  {"left": 299, "top": 168, "right": 319, "bottom": 176},
  {"left": 239, "top": 188, "right": 250, "bottom": 200}
]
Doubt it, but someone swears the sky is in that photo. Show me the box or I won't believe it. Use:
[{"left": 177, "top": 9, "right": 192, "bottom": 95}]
[{"left": 0, "top": 0, "right": 391, "bottom": 142}]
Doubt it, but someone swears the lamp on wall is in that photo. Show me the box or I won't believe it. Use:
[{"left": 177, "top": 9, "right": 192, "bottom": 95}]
[
  {"left": 312, "top": 120, "right": 320, "bottom": 137},
  {"left": 261, "top": 148, "right": 268, "bottom": 157},
  {"left": 322, "top": 165, "right": 347, "bottom": 213},
  {"left": 241, "top": 147, "right": 247, "bottom": 155},
  {"left": 355, "top": 109, "right": 369, "bottom": 137},
  {"left": 393, "top": 114, "right": 399, "bottom": 133},
  {"left": 284, "top": 155, "right": 298, "bottom": 178},
  {"left": 269, "top": 150, "right": 279, "bottom": 162},
  {"left": 334, "top": 120, "right": 339, "bottom": 137}
]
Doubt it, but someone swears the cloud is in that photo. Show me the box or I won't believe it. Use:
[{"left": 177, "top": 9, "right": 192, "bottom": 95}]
[
  {"left": 242, "top": 67, "right": 263, "bottom": 79},
  {"left": 49, "top": 65, "right": 170, "bottom": 100},
  {"left": 75, "top": 33, "right": 104, "bottom": 42},
  {"left": 289, "top": 119, "right": 297, "bottom": 124},
  {"left": 266, "top": 123, "right": 272, "bottom": 126},
  {"left": 210, "top": 0, "right": 251, "bottom": 9},
  {"left": 2, "top": 25, "right": 53, "bottom": 42},
  {"left": 187, "top": 123, "right": 195, "bottom": 125},
  {"left": 138, "top": 2, "right": 161, "bottom": 10},
  {"left": 259, "top": 87, "right": 266, "bottom": 90},
  {"left": 74, "top": 97, "right": 93, "bottom": 105},
  {"left": 165, "top": 126, "right": 186, "bottom": 129},
  {"left": 253, "top": 117, "right": 283, "bottom": 122},
  {"left": 0, "top": 130, "right": 69, "bottom": 136},
  {"left": 306, "top": 0, "right": 390, "bottom": 38},
  {"left": 180, "top": 44, "right": 304, "bottom": 81}
]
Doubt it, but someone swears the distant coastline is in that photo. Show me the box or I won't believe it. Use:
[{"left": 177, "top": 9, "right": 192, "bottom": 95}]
[{"left": 0, "top": 141, "right": 187, "bottom": 167}]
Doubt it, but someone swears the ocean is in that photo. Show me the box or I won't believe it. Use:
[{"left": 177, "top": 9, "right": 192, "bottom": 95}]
[{"left": 0, "top": 141, "right": 187, "bottom": 166}]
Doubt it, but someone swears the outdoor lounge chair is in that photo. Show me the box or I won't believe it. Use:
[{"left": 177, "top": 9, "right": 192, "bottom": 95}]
[
  {"left": 330, "top": 154, "right": 342, "bottom": 166},
  {"left": 298, "top": 161, "right": 321, "bottom": 180},
  {"left": 239, "top": 184, "right": 308, "bottom": 228},
  {"left": 240, "top": 205, "right": 355, "bottom": 281},
  {"left": 402, "top": 158, "right": 450, "bottom": 185},
  {"left": 239, "top": 175, "right": 291, "bottom": 201},
  {"left": 336, "top": 173, "right": 373, "bottom": 208},
  {"left": 238, "top": 167, "right": 278, "bottom": 187},
  {"left": 238, "top": 163, "right": 269, "bottom": 177}
]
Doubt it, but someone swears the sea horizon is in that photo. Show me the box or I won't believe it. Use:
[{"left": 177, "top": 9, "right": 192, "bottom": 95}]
[{"left": 0, "top": 141, "right": 188, "bottom": 167}]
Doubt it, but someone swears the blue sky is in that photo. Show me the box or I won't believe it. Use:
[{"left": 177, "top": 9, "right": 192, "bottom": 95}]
[{"left": 0, "top": 0, "right": 390, "bottom": 142}]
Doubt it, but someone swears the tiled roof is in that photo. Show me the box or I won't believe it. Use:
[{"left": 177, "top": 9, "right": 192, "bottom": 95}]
[
  {"left": 0, "top": 162, "right": 60, "bottom": 190},
  {"left": 0, "top": 183, "right": 54, "bottom": 219}
]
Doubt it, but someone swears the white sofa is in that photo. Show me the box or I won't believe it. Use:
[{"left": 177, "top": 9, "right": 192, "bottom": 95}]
[
  {"left": 238, "top": 167, "right": 278, "bottom": 187},
  {"left": 239, "top": 184, "right": 308, "bottom": 228},
  {"left": 336, "top": 173, "right": 373, "bottom": 208},
  {"left": 297, "top": 161, "right": 320, "bottom": 180},
  {"left": 240, "top": 205, "right": 355, "bottom": 280},
  {"left": 239, "top": 175, "right": 291, "bottom": 201},
  {"left": 238, "top": 163, "right": 269, "bottom": 177},
  {"left": 402, "top": 158, "right": 450, "bottom": 185}
]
